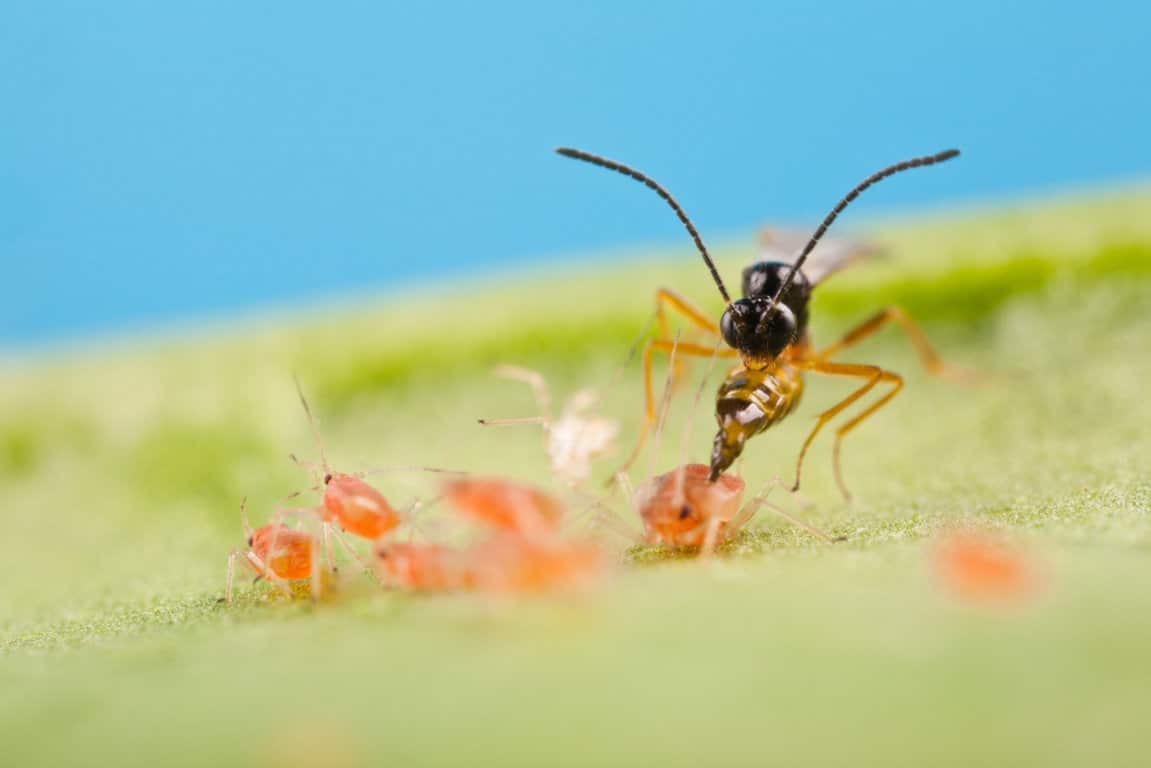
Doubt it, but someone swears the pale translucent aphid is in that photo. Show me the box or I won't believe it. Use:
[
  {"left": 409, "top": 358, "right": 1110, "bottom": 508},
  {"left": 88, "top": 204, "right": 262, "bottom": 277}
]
[{"left": 479, "top": 365, "right": 619, "bottom": 487}]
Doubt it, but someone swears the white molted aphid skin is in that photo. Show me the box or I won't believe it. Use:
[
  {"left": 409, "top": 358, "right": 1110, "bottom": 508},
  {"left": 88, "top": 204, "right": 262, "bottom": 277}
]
[{"left": 548, "top": 390, "right": 619, "bottom": 485}]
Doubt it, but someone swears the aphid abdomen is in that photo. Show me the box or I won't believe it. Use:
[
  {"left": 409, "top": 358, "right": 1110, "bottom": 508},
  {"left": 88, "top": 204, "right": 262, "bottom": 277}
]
[{"left": 709, "top": 364, "right": 803, "bottom": 480}]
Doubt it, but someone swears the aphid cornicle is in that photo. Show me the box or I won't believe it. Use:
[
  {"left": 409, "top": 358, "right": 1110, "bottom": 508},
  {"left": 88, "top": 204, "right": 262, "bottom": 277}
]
[{"left": 557, "top": 147, "right": 964, "bottom": 498}]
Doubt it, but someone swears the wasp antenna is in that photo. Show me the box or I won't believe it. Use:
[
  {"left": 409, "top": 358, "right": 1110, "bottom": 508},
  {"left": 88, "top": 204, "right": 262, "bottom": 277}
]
[
  {"left": 292, "top": 374, "right": 330, "bottom": 474},
  {"left": 556, "top": 147, "right": 731, "bottom": 305},
  {"left": 773, "top": 149, "right": 961, "bottom": 304}
]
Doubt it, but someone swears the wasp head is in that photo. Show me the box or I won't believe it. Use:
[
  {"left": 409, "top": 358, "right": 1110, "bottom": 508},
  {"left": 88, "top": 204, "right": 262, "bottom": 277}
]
[{"left": 719, "top": 297, "right": 798, "bottom": 368}]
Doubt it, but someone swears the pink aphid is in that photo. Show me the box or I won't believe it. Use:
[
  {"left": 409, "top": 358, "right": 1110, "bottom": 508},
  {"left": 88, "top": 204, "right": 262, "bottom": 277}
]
[{"left": 633, "top": 463, "right": 746, "bottom": 549}]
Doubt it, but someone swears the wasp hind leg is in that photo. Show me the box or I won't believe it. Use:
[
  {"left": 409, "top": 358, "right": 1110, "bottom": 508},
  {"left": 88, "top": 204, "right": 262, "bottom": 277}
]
[
  {"left": 816, "top": 306, "right": 974, "bottom": 382},
  {"left": 792, "top": 359, "right": 903, "bottom": 501}
]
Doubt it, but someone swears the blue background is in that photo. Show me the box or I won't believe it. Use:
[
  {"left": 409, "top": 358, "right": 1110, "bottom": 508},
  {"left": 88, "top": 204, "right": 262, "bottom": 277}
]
[{"left": 2, "top": 2, "right": 1148, "bottom": 347}]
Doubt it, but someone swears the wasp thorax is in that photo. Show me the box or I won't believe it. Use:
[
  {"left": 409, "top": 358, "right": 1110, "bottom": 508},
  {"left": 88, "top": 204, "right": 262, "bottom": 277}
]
[{"left": 719, "top": 298, "right": 798, "bottom": 366}]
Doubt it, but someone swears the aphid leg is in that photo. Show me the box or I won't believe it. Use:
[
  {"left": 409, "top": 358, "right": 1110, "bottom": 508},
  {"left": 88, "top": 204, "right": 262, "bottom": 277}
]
[
  {"left": 760, "top": 500, "right": 841, "bottom": 543},
  {"left": 403, "top": 497, "right": 431, "bottom": 542},
  {"left": 792, "top": 360, "right": 902, "bottom": 499},
  {"left": 245, "top": 551, "right": 294, "bottom": 598},
  {"left": 309, "top": 536, "right": 322, "bottom": 602},
  {"left": 731, "top": 476, "right": 820, "bottom": 535},
  {"left": 224, "top": 551, "right": 241, "bottom": 603},
  {"left": 327, "top": 526, "right": 383, "bottom": 585},
  {"left": 321, "top": 522, "right": 338, "bottom": 574},
  {"left": 591, "top": 505, "right": 643, "bottom": 544},
  {"left": 699, "top": 516, "right": 724, "bottom": 559},
  {"left": 614, "top": 471, "right": 637, "bottom": 509},
  {"left": 817, "top": 306, "right": 973, "bottom": 382}
]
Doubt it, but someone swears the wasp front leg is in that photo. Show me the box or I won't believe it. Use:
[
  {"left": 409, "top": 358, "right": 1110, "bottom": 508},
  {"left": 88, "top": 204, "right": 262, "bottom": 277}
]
[{"left": 652, "top": 288, "right": 726, "bottom": 388}]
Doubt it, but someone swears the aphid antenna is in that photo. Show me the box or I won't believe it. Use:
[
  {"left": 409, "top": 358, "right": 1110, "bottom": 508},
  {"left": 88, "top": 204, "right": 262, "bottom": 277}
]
[
  {"left": 556, "top": 147, "right": 732, "bottom": 306},
  {"left": 672, "top": 336, "right": 725, "bottom": 506},
  {"left": 356, "top": 464, "right": 470, "bottom": 478},
  {"left": 292, "top": 374, "right": 331, "bottom": 481},
  {"left": 477, "top": 416, "right": 548, "bottom": 427},
  {"left": 614, "top": 470, "right": 638, "bottom": 513},
  {"left": 771, "top": 149, "right": 961, "bottom": 307},
  {"left": 492, "top": 364, "right": 554, "bottom": 422},
  {"left": 645, "top": 331, "right": 682, "bottom": 484},
  {"left": 239, "top": 497, "right": 253, "bottom": 540}
]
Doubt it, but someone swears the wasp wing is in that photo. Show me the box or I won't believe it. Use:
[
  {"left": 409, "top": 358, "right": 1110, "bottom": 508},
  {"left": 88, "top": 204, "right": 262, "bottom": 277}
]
[{"left": 757, "top": 226, "right": 884, "bottom": 286}]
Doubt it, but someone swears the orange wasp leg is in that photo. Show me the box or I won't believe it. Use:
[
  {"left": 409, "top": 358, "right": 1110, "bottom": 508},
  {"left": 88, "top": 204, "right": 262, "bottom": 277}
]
[
  {"left": 653, "top": 288, "right": 723, "bottom": 388},
  {"left": 614, "top": 339, "right": 739, "bottom": 478},
  {"left": 816, "top": 305, "right": 971, "bottom": 382},
  {"left": 653, "top": 287, "right": 721, "bottom": 339},
  {"left": 791, "top": 359, "right": 903, "bottom": 500}
]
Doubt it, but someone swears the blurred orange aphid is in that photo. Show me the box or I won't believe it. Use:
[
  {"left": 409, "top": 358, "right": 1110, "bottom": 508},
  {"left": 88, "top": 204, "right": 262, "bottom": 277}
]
[
  {"left": 375, "top": 542, "right": 472, "bottom": 592},
  {"left": 385, "top": 476, "right": 608, "bottom": 594},
  {"left": 442, "top": 476, "right": 564, "bottom": 538},
  {"left": 933, "top": 529, "right": 1036, "bottom": 602},
  {"left": 633, "top": 463, "right": 747, "bottom": 552},
  {"left": 224, "top": 501, "right": 319, "bottom": 602},
  {"left": 467, "top": 534, "right": 607, "bottom": 593}
]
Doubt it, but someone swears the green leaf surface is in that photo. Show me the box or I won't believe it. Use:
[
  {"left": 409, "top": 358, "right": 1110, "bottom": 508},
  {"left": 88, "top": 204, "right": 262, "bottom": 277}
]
[{"left": 2, "top": 187, "right": 1150, "bottom": 767}]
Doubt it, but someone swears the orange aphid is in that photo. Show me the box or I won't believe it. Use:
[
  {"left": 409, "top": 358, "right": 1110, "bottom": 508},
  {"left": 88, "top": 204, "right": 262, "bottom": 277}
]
[
  {"left": 295, "top": 379, "right": 402, "bottom": 543},
  {"left": 634, "top": 463, "right": 746, "bottom": 549},
  {"left": 224, "top": 501, "right": 319, "bottom": 602},
  {"left": 249, "top": 524, "right": 315, "bottom": 580},
  {"left": 321, "top": 471, "right": 402, "bottom": 541},
  {"left": 442, "top": 476, "right": 564, "bottom": 537},
  {"left": 375, "top": 542, "right": 472, "bottom": 592},
  {"left": 467, "top": 535, "right": 606, "bottom": 593},
  {"left": 933, "top": 530, "right": 1036, "bottom": 602},
  {"left": 375, "top": 477, "right": 607, "bottom": 594}
]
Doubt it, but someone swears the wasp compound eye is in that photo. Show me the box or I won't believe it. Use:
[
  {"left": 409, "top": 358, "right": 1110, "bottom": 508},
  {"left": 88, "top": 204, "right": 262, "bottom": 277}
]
[
  {"left": 720, "top": 299, "right": 757, "bottom": 350},
  {"left": 758, "top": 303, "right": 798, "bottom": 358}
]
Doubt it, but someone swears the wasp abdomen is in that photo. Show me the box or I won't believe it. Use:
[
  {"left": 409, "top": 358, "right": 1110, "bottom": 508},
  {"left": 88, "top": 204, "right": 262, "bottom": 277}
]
[{"left": 709, "top": 365, "right": 803, "bottom": 480}]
